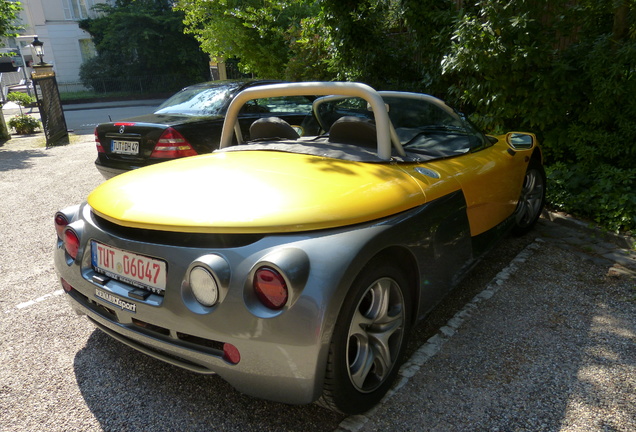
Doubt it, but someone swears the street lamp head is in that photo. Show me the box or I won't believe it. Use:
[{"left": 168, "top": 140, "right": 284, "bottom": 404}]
[{"left": 31, "top": 36, "right": 45, "bottom": 65}]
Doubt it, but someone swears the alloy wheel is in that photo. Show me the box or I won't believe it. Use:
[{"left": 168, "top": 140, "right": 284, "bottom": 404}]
[
  {"left": 346, "top": 277, "right": 406, "bottom": 393},
  {"left": 515, "top": 167, "right": 545, "bottom": 228}
]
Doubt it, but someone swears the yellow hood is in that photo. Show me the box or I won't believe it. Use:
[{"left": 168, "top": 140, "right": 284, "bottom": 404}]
[{"left": 88, "top": 151, "right": 428, "bottom": 234}]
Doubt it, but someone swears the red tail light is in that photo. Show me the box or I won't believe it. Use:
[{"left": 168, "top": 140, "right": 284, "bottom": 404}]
[
  {"left": 54, "top": 213, "right": 69, "bottom": 239},
  {"left": 64, "top": 229, "right": 80, "bottom": 260},
  {"left": 254, "top": 267, "right": 288, "bottom": 310},
  {"left": 150, "top": 127, "right": 197, "bottom": 159},
  {"left": 94, "top": 127, "right": 105, "bottom": 153}
]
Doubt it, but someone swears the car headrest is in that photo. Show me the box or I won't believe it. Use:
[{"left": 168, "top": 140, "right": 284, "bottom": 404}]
[
  {"left": 249, "top": 117, "right": 300, "bottom": 141},
  {"left": 328, "top": 116, "right": 377, "bottom": 148}
]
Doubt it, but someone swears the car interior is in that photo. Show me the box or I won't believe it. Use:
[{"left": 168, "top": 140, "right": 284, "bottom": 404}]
[{"left": 237, "top": 93, "right": 487, "bottom": 162}]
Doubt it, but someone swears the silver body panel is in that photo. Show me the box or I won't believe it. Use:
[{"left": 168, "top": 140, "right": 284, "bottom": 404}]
[{"left": 54, "top": 192, "right": 472, "bottom": 404}]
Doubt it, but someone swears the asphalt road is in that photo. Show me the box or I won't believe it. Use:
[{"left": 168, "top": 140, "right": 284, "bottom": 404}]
[
  {"left": 1, "top": 131, "right": 634, "bottom": 431},
  {"left": 2, "top": 99, "right": 163, "bottom": 136},
  {"left": 62, "top": 100, "right": 164, "bottom": 135}
]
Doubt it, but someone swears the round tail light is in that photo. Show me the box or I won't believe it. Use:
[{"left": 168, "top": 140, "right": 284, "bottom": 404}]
[
  {"left": 253, "top": 267, "right": 288, "bottom": 310},
  {"left": 64, "top": 229, "right": 80, "bottom": 260},
  {"left": 54, "top": 213, "right": 69, "bottom": 239}
]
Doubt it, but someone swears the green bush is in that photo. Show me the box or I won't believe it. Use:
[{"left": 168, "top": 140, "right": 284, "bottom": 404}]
[
  {"left": 437, "top": 1, "right": 636, "bottom": 234},
  {"left": 7, "top": 91, "right": 36, "bottom": 108},
  {"left": 7, "top": 92, "right": 37, "bottom": 115},
  {"left": 547, "top": 163, "right": 636, "bottom": 234},
  {"left": 8, "top": 114, "right": 40, "bottom": 134}
]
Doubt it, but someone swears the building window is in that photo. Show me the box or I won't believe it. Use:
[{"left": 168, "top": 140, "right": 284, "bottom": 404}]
[{"left": 63, "top": 0, "right": 96, "bottom": 20}]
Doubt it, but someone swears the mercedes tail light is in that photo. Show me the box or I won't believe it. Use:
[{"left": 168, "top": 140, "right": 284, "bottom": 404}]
[
  {"left": 94, "top": 127, "right": 105, "bottom": 153},
  {"left": 253, "top": 267, "right": 288, "bottom": 310},
  {"left": 150, "top": 127, "right": 197, "bottom": 159}
]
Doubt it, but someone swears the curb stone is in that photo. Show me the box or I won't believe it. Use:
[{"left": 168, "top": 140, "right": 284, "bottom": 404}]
[{"left": 545, "top": 210, "right": 635, "bottom": 250}]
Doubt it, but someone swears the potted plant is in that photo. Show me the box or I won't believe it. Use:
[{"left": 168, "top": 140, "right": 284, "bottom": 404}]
[
  {"left": 6, "top": 92, "right": 40, "bottom": 134},
  {"left": 8, "top": 114, "right": 41, "bottom": 134}
]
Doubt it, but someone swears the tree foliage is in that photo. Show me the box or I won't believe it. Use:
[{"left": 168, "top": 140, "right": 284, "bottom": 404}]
[
  {"left": 174, "top": 0, "right": 317, "bottom": 78},
  {"left": 79, "top": 0, "right": 209, "bottom": 91},
  {"left": 0, "top": 0, "right": 22, "bottom": 40},
  {"left": 0, "top": 0, "right": 23, "bottom": 141},
  {"left": 311, "top": 0, "right": 459, "bottom": 92},
  {"left": 313, "top": 0, "right": 399, "bottom": 84}
]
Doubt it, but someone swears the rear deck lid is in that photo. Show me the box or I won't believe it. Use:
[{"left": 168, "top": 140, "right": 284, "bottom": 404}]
[{"left": 88, "top": 150, "right": 428, "bottom": 234}]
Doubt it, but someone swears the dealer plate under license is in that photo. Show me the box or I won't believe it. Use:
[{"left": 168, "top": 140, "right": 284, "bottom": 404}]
[
  {"left": 91, "top": 241, "right": 167, "bottom": 294},
  {"left": 111, "top": 140, "right": 139, "bottom": 155}
]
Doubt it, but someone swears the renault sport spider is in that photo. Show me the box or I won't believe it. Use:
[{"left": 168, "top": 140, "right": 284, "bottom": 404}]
[{"left": 54, "top": 82, "right": 545, "bottom": 414}]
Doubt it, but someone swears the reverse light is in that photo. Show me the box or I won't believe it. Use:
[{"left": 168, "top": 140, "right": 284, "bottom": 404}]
[
  {"left": 189, "top": 266, "right": 219, "bottom": 307},
  {"left": 94, "top": 127, "right": 105, "bottom": 153},
  {"left": 253, "top": 267, "right": 288, "bottom": 310},
  {"left": 54, "top": 212, "right": 69, "bottom": 239},
  {"left": 63, "top": 228, "right": 80, "bottom": 260},
  {"left": 150, "top": 127, "right": 197, "bottom": 158},
  {"left": 223, "top": 343, "right": 241, "bottom": 364}
]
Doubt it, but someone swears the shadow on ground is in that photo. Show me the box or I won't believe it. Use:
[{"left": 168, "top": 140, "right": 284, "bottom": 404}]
[{"left": 74, "top": 330, "right": 344, "bottom": 432}]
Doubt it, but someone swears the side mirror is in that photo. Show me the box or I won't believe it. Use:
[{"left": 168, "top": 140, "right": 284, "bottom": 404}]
[{"left": 506, "top": 132, "right": 535, "bottom": 150}]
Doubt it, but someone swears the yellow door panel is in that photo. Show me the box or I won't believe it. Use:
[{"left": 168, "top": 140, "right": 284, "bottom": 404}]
[{"left": 419, "top": 140, "right": 530, "bottom": 236}]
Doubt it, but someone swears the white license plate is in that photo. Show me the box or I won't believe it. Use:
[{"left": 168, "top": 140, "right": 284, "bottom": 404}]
[
  {"left": 112, "top": 140, "right": 139, "bottom": 155},
  {"left": 91, "top": 241, "right": 167, "bottom": 294}
]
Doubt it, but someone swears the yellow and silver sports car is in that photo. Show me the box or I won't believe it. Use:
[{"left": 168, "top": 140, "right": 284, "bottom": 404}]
[{"left": 54, "top": 82, "right": 545, "bottom": 414}]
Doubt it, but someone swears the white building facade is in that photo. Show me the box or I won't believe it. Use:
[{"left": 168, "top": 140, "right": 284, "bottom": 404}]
[{"left": 5, "top": 0, "right": 109, "bottom": 83}]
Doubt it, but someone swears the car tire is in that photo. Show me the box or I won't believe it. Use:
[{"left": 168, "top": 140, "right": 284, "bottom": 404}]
[
  {"left": 512, "top": 159, "right": 546, "bottom": 236},
  {"left": 319, "top": 261, "right": 411, "bottom": 414}
]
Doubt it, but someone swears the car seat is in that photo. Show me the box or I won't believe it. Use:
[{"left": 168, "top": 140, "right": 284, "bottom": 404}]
[
  {"left": 328, "top": 116, "right": 377, "bottom": 148},
  {"left": 249, "top": 117, "right": 300, "bottom": 141}
]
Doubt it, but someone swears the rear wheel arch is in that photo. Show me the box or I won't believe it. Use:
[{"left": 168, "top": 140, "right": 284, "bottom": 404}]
[
  {"left": 512, "top": 151, "right": 546, "bottom": 235},
  {"left": 318, "top": 246, "right": 419, "bottom": 414},
  {"left": 530, "top": 147, "right": 543, "bottom": 166},
  {"left": 367, "top": 247, "right": 420, "bottom": 324}
]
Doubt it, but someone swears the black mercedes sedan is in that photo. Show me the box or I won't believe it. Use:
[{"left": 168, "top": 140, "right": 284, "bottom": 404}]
[{"left": 94, "top": 80, "right": 315, "bottom": 179}]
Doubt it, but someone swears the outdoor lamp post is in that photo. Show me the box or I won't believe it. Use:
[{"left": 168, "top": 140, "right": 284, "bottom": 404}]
[
  {"left": 28, "top": 35, "right": 68, "bottom": 146},
  {"left": 30, "top": 36, "right": 53, "bottom": 77},
  {"left": 31, "top": 36, "right": 45, "bottom": 65}
]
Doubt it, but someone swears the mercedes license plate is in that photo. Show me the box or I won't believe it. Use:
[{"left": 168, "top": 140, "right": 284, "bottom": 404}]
[
  {"left": 112, "top": 140, "right": 139, "bottom": 155},
  {"left": 91, "top": 241, "right": 167, "bottom": 294}
]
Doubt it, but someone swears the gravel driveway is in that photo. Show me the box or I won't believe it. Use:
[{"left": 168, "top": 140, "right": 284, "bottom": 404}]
[
  {"left": 346, "top": 239, "right": 636, "bottom": 432},
  {"left": 1, "top": 134, "right": 634, "bottom": 432}
]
